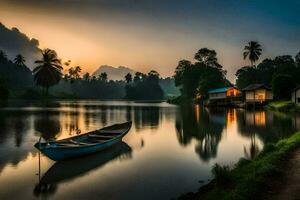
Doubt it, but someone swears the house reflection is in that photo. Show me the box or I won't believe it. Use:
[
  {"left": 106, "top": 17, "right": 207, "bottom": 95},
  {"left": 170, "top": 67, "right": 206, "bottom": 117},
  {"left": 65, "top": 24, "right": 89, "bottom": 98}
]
[
  {"left": 237, "top": 109, "right": 300, "bottom": 144},
  {"left": 226, "top": 108, "right": 236, "bottom": 127},
  {"left": 244, "top": 110, "right": 268, "bottom": 127}
]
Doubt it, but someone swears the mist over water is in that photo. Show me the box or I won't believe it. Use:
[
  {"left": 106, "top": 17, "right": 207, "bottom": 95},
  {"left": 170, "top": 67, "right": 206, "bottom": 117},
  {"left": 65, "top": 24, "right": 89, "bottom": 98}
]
[{"left": 0, "top": 100, "right": 299, "bottom": 199}]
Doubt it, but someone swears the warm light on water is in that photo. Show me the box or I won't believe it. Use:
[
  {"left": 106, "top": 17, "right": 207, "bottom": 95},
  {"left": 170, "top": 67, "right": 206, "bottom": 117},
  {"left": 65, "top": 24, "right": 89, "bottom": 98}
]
[{"left": 0, "top": 100, "right": 299, "bottom": 199}]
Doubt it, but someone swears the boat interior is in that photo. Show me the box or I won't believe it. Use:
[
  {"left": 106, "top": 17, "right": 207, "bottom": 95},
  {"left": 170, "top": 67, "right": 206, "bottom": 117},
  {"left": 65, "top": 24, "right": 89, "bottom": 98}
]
[{"left": 49, "top": 122, "right": 131, "bottom": 147}]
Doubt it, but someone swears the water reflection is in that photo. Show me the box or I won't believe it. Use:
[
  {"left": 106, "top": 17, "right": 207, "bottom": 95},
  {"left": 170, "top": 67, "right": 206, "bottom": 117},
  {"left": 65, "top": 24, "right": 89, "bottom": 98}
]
[
  {"left": 176, "top": 105, "right": 224, "bottom": 162},
  {"left": 34, "top": 112, "right": 61, "bottom": 141},
  {"left": 176, "top": 106, "right": 300, "bottom": 162},
  {"left": 134, "top": 107, "right": 160, "bottom": 130},
  {"left": 34, "top": 142, "right": 132, "bottom": 198},
  {"left": 0, "top": 101, "right": 299, "bottom": 200}
]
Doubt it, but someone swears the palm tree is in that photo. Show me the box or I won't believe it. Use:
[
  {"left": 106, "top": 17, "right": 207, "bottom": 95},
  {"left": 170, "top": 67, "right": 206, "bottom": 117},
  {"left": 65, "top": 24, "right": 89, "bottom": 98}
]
[
  {"left": 14, "top": 54, "right": 26, "bottom": 66},
  {"left": 83, "top": 72, "right": 90, "bottom": 82},
  {"left": 243, "top": 41, "right": 262, "bottom": 66},
  {"left": 0, "top": 50, "right": 8, "bottom": 63},
  {"left": 33, "top": 49, "right": 63, "bottom": 95},
  {"left": 68, "top": 66, "right": 82, "bottom": 81}
]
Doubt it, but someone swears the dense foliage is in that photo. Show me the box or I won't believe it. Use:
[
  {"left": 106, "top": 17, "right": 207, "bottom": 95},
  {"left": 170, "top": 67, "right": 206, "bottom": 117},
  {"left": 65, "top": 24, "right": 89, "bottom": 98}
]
[
  {"left": 125, "top": 70, "right": 164, "bottom": 100},
  {"left": 0, "top": 76, "right": 9, "bottom": 100},
  {"left": 0, "top": 49, "right": 174, "bottom": 100},
  {"left": 0, "top": 50, "right": 33, "bottom": 90},
  {"left": 236, "top": 52, "right": 300, "bottom": 100},
  {"left": 174, "top": 48, "right": 228, "bottom": 101}
]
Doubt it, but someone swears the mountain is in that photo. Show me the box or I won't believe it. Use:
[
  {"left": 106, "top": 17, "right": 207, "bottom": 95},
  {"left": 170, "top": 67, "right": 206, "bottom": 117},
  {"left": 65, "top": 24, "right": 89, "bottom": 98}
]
[
  {"left": 0, "top": 22, "right": 41, "bottom": 69},
  {"left": 92, "top": 65, "right": 136, "bottom": 81}
]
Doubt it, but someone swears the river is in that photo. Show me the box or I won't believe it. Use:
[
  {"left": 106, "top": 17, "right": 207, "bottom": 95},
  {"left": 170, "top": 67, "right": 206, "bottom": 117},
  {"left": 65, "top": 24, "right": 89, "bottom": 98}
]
[{"left": 0, "top": 100, "right": 299, "bottom": 199}]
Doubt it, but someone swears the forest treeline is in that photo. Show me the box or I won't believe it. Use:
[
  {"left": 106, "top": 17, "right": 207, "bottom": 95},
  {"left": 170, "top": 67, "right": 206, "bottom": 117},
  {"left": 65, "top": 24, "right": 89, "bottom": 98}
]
[
  {"left": 0, "top": 49, "right": 177, "bottom": 100},
  {"left": 1, "top": 41, "right": 299, "bottom": 102},
  {"left": 173, "top": 43, "right": 300, "bottom": 102}
]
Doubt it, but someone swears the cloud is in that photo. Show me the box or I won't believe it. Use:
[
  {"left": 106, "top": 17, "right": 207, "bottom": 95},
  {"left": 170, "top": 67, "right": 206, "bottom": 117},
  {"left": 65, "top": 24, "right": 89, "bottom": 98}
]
[{"left": 0, "top": 22, "right": 41, "bottom": 68}]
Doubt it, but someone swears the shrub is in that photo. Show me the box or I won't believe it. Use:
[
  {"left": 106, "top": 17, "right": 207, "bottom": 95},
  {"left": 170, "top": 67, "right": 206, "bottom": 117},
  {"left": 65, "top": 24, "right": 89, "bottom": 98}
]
[{"left": 212, "top": 163, "right": 232, "bottom": 185}]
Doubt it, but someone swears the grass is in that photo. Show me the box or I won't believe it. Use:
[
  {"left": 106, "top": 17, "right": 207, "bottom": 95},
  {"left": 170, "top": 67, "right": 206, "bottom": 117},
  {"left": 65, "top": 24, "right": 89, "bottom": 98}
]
[
  {"left": 179, "top": 132, "right": 300, "bottom": 200},
  {"left": 267, "top": 101, "right": 300, "bottom": 112}
]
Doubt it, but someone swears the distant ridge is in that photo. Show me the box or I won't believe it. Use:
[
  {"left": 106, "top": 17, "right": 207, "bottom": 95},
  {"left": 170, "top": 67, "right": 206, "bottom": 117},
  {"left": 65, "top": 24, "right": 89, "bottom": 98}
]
[{"left": 92, "top": 65, "right": 136, "bottom": 81}]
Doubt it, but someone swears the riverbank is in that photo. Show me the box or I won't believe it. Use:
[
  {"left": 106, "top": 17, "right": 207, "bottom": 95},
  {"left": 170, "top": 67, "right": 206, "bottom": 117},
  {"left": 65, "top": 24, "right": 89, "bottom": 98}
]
[
  {"left": 179, "top": 131, "right": 300, "bottom": 200},
  {"left": 267, "top": 101, "right": 300, "bottom": 113}
]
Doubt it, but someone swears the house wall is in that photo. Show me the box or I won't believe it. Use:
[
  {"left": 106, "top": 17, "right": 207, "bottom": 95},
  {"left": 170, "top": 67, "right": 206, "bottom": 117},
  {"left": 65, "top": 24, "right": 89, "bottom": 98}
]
[
  {"left": 266, "top": 90, "right": 273, "bottom": 100},
  {"left": 209, "top": 92, "right": 226, "bottom": 99},
  {"left": 226, "top": 88, "right": 241, "bottom": 97},
  {"left": 291, "top": 89, "right": 300, "bottom": 105},
  {"left": 245, "top": 89, "right": 273, "bottom": 102}
]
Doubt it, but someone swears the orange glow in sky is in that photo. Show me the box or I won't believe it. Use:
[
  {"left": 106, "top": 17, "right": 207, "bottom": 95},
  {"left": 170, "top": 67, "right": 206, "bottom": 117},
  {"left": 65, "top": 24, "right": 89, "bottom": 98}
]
[{"left": 0, "top": 0, "right": 299, "bottom": 80}]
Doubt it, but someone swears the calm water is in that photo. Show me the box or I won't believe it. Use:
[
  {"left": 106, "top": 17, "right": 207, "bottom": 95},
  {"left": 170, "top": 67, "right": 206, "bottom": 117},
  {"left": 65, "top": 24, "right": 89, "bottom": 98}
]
[{"left": 0, "top": 100, "right": 299, "bottom": 200}]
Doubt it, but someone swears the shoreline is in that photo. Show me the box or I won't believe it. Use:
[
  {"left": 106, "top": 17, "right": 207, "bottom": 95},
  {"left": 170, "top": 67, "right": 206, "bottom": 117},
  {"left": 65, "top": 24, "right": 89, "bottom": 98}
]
[{"left": 178, "top": 132, "right": 300, "bottom": 200}]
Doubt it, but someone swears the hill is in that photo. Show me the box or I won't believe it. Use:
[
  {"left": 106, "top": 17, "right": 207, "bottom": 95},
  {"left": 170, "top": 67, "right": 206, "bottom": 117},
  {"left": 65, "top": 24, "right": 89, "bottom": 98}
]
[
  {"left": 92, "top": 65, "right": 136, "bottom": 81},
  {"left": 0, "top": 22, "right": 41, "bottom": 69}
]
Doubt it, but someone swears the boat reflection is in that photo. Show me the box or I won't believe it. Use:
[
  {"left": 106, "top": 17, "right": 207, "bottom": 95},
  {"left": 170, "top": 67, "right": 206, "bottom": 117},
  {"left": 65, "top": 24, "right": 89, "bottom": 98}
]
[{"left": 34, "top": 142, "right": 132, "bottom": 197}]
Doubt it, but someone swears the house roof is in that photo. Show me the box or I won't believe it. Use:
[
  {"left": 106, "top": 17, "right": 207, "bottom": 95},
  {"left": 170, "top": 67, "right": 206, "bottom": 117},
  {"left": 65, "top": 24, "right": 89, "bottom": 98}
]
[
  {"left": 208, "top": 87, "right": 231, "bottom": 94},
  {"left": 242, "top": 84, "right": 271, "bottom": 91}
]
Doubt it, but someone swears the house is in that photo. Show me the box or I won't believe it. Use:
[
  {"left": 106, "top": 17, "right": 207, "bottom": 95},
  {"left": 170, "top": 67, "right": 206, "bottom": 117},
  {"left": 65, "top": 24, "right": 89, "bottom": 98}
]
[
  {"left": 242, "top": 84, "right": 273, "bottom": 105},
  {"left": 208, "top": 87, "right": 242, "bottom": 106},
  {"left": 291, "top": 86, "right": 300, "bottom": 105}
]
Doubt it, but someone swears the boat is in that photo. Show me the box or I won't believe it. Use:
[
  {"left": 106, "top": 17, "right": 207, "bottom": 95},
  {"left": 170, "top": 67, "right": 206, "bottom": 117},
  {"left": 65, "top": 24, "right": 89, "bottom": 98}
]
[
  {"left": 34, "top": 142, "right": 132, "bottom": 197},
  {"left": 35, "top": 121, "right": 132, "bottom": 161}
]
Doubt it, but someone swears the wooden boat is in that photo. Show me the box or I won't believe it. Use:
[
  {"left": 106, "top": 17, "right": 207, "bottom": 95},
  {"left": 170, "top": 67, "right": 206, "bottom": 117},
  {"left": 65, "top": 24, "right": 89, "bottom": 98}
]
[
  {"left": 34, "top": 142, "right": 132, "bottom": 196},
  {"left": 35, "top": 121, "right": 132, "bottom": 161}
]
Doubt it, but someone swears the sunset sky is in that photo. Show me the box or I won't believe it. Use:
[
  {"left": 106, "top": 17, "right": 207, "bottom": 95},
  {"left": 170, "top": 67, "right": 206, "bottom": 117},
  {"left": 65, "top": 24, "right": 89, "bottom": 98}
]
[{"left": 0, "top": 0, "right": 299, "bottom": 81}]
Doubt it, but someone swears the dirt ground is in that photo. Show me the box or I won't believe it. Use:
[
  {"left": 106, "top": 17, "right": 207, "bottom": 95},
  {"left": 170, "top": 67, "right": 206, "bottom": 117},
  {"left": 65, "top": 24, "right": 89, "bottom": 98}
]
[{"left": 263, "top": 149, "right": 300, "bottom": 200}]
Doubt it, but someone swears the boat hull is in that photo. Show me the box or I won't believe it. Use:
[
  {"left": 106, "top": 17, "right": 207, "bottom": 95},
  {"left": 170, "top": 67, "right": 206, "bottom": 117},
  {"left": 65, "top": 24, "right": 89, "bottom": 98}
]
[
  {"left": 35, "top": 121, "right": 132, "bottom": 161},
  {"left": 37, "top": 139, "right": 123, "bottom": 161}
]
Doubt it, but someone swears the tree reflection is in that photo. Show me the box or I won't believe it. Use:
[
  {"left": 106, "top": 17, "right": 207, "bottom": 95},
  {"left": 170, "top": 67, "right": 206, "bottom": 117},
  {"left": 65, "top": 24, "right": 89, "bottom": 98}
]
[
  {"left": 13, "top": 118, "right": 27, "bottom": 147},
  {"left": 34, "top": 112, "right": 61, "bottom": 141},
  {"left": 134, "top": 107, "right": 160, "bottom": 130},
  {"left": 176, "top": 105, "right": 224, "bottom": 162}
]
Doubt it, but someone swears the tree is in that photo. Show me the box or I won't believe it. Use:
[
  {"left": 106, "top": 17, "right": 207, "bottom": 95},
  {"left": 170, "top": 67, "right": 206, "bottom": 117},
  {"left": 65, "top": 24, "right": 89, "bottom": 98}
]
[
  {"left": 273, "top": 55, "right": 299, "bottom": 84},
  {"left": 256, "top": 58, "right": 275, "bottom": 86},
  {"left": 133, "top": 72, "right": 144, "bottom": 83},
  {"left": 125, "top": 73, "right": 132, "bottom": 83},
  {"left": 33, "top": 48, "right": 63, "bottom": 95},
  {"left": 235, "top": 66, "right": 258, "bottom": 89},
  {"left": 98, "top": 72, "right": 108, "bottom": 82},
  {"left": 174, "top": 52, "right": 227, "bottom": 101},
  {"left": 243, "top": 41, "right": 262, "bottom": 66},
  {"left": 68, "top": 66, "right": 82, "bottom": 81},
  {"left": 125, "top": 70, "right": 164, "bottom": 100},
  {"left": 296, "top": 51, "right": 300, "bottom": 67},
  {"left": 272, "top": 74, "right": 297, "bottom": 100},
  {"left": 0, "top": 76, "right": 9, "bottom": 100},
  {"left": 14, "top": 54, "right": 26, "bottom": 67},
  {"left": 0, "top": 50, "right": 8, "bottom": 63},
  {"left": 82, "top": 72, "right": 90, "bottom": 82},
  {"left": 147, "top": 70, "right": 160, "bottom": 83},
  {"left": 194, "top": 48, "right": 222, "bottom": 69},
  {"left": 174, "top": 59, "right": 192, "bottom": 87}
]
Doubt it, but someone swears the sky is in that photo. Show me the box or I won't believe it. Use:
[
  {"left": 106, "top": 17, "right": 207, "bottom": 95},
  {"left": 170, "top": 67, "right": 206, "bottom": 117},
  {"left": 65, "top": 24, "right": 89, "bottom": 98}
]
[{"left": 0, "top": 0, "right": 299, "bottom": 81}]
